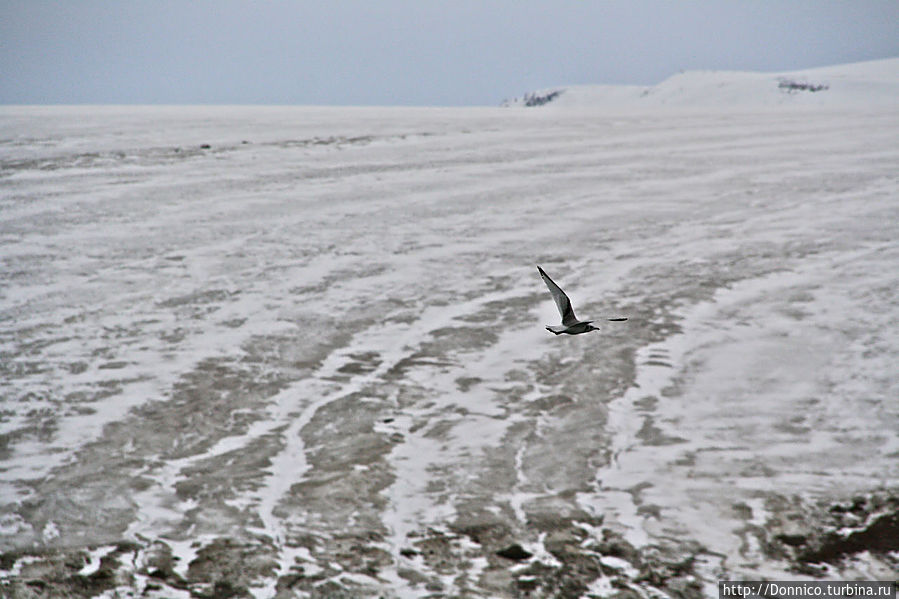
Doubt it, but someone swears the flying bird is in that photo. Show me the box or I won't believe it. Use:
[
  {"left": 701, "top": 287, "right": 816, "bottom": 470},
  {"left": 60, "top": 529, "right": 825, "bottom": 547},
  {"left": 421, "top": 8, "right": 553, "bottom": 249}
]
[{"left": 538, "top": 265, "right": 627, "bottom": 335}]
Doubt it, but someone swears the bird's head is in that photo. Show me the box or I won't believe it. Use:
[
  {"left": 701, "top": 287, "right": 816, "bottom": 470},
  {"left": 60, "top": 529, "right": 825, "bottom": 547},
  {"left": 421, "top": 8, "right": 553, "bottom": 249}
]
[{"left": 586, "top": 324, "right": 600, "bottom": 332}]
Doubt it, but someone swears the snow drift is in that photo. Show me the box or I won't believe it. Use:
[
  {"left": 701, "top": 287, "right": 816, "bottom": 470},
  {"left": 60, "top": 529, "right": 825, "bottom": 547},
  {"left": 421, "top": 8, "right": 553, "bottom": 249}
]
[{"left": 502, "top": 57, "right": 899, "bottom": 108}]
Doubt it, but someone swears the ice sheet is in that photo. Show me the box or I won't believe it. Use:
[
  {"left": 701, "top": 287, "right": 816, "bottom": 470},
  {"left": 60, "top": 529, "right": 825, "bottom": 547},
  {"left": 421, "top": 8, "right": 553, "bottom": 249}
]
[{"left": 2, "top": 74, "right": 897, "bottom": 595}]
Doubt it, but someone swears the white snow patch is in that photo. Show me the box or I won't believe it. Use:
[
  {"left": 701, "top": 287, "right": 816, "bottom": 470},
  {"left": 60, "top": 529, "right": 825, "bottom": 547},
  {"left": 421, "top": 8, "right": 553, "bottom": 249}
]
[{"left": 77, "top": 544, "right": 117, "bottom": 576}]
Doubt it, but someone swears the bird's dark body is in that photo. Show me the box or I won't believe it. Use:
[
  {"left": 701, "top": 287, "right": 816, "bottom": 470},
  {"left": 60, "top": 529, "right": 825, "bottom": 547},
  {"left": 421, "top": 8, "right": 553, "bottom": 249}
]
[{"left": 545, "top": 322, "right": 598, "bottom": 335}]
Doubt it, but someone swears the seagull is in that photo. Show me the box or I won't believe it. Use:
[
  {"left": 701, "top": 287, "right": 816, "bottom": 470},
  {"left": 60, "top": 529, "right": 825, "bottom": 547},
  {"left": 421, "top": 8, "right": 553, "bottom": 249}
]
[{"left": 538, "top": 265, "right": 627, "bottom": 335}]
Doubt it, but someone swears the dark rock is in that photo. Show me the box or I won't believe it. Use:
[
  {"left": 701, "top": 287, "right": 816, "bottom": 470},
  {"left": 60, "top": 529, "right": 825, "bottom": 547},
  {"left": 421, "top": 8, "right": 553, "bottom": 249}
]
[
  {"left": 765, "top": 488, "right": 899, "bottom": 578},
  {"left": 799, "top": 511, "right": 899, "bottom": 563},
  {"left": 190, "top": 579, "right": 248, "bottom": 599},
  {"left": 25, "top": 579, "right": 47, "bottom": 589},
  {"left": 778, "top": 78, "right": 829, "bottom": 93},
  {"left": 186, "top": 537, "right": 278, "bottom": 593},
  {"left": 451, "top": 519, "right": 512, "bottom": 547},
  {"left": 496, "top": 544, "right": 532, "bottom": 561},
  {"left": 775, "top": 533, "right": 808, "bottom": 547},
  {"left": 592, "top": 529, "right": 641, "bottom": 565}
]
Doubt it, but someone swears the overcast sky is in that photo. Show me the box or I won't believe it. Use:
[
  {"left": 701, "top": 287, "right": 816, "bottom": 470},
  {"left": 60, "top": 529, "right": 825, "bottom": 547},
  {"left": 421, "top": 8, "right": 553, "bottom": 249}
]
[{"left": 2, "top": 1, "right": 897, "bottom": 106}]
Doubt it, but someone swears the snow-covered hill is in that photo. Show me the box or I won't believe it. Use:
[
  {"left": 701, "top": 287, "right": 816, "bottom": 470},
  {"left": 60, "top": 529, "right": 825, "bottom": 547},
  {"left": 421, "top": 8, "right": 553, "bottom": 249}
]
[{"left": 503, "top": 57, "right": 899, "bottom": 108}]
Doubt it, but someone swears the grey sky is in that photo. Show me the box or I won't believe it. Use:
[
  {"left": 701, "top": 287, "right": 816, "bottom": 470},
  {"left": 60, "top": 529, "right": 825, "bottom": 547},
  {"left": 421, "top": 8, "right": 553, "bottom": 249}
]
[{"left": 2, "top": 1, "right": 897, "bottom": 106}]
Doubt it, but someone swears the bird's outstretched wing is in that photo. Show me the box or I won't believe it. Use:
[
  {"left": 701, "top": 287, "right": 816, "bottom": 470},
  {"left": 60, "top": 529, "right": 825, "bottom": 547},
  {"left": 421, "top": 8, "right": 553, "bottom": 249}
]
[{"left": 537, "top": 266, "right": 579, "bottom": 326}]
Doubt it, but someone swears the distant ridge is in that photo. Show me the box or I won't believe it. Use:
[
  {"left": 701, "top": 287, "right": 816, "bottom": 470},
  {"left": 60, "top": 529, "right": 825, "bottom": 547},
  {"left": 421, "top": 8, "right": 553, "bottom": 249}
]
[{"left": 502, "top": 57, "right": 899, "bottom": 109}]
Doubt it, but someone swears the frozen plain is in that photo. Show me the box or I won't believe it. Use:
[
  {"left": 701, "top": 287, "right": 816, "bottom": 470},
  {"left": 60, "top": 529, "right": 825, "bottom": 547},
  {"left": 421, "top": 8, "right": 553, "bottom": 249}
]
[{"left": 2, "top": 62, "right": 898, "bottom": 598}]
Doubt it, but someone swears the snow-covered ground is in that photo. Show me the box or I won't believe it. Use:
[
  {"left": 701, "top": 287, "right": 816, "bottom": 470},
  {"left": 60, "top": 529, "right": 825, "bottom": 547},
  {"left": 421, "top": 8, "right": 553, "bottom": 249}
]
[
  {"left": 503, "top": 57, "right": 899, "bottom": 108},
  {"left": 1, "top": 60, "right": 897, "bottom": 598}
]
